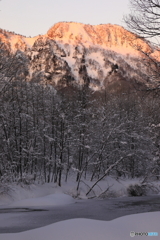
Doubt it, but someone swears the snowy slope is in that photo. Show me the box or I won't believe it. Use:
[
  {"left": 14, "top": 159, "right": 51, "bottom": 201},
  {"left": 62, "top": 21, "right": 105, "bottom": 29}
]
[
  {"left": 0, "top": 212, "right": 159, "bottom": 240},
  {"left": 0, "top": 29, "right": 38, "bottom": 52}
]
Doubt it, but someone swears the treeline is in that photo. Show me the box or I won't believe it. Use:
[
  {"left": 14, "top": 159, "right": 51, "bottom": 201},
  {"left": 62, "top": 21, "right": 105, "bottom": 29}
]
[{"left": 0, "top": 79, "right": 160, "bottom": 186}]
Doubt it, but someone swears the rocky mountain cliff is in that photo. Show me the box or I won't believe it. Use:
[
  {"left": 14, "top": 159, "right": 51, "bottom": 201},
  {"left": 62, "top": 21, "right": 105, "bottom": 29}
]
[{"left": 0, "top": 22, "right": 159, "bottom": 91}]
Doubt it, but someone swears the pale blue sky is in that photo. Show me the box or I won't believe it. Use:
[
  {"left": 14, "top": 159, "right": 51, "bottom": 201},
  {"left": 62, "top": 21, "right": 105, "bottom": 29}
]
[{"left": 0, "top": 0, "right": 130, "bottom": 37}]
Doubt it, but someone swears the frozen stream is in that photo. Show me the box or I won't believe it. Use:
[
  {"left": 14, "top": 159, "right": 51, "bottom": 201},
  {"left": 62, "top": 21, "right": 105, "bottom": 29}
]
[{"left": 0, "top": 195, "right": 159, "bottom": 233}]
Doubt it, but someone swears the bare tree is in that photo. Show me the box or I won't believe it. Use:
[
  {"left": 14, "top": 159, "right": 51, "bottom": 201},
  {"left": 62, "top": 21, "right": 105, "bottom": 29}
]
[
  {"left": 124, "top": 0, "right": 160, "bottom": 86},
  {"left": 124, "top": 0, "right": 160, "bottom": 40}
]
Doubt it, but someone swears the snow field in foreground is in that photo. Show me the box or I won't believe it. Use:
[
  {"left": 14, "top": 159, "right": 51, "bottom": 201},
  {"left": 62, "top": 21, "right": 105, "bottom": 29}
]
[{"left": 0, "top": 212, "right": 159, "bottom": 240}]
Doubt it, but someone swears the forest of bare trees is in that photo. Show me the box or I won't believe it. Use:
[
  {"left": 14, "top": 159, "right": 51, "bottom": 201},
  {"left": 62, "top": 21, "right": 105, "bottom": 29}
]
[{"left": 1, "top": 74, "right": 160, "bottom": 187}]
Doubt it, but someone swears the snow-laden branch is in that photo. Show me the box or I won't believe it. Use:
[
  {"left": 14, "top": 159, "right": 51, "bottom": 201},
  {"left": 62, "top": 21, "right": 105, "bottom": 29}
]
[{"left": 86, "top": 157, "right": 124, "bottom": 196}]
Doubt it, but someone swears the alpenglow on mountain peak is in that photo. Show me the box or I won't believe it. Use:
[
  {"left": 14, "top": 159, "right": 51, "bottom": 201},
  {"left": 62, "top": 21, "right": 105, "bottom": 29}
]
[
  {"left": 1, "top": 21, "right": 157, "bottom": 91},
  {"left": 46, "top": 21, "right": 149, "bottom": 54},
  {"left": 0, "top": 21, "right": 150, "bottom": 56}
]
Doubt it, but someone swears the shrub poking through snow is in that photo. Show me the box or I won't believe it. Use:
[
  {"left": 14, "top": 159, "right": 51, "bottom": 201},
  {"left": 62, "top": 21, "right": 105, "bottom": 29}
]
[{"left": 127, "top": 184, "right": 146, "bottom": 197}]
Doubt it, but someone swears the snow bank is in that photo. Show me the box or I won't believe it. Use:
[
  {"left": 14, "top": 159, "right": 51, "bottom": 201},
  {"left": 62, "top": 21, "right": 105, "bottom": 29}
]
[
  {"left": 0, "top": 211, "right": 159, "bottom": 240},
  {"left": 9, "top": 193, "right": 75, "bottom": 207},
  {"left": 0, "top": 177, "right": 159, "bottom": 206}
]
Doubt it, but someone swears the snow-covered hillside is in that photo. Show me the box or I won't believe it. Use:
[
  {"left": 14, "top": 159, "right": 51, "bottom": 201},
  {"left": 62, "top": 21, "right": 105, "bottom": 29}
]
[{"left": 1, "top": 22, "right": 158, "bottom": 90}]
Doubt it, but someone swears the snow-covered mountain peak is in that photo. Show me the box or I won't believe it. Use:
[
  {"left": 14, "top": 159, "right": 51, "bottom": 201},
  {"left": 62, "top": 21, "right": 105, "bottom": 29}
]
[
  {"left": 1, "top": 22, "right": 151, "bottom": 57},
  {"left": 1, "top": 22, "right": 158, "bottom": 91},
  {"left": 0, "top": 29, "right": 39, "bottom": 52},
  {"left": 47, "top": 22, "right": 92, "bottom": 45},
  {"left": 46, "top": 22, "right": 150, "bottom": 56}
]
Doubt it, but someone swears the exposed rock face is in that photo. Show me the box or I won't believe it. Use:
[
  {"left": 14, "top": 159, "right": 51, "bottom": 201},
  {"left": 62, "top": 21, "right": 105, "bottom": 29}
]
[{"left": 0, "top": 22, "right": 159, "bottom": 91}]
